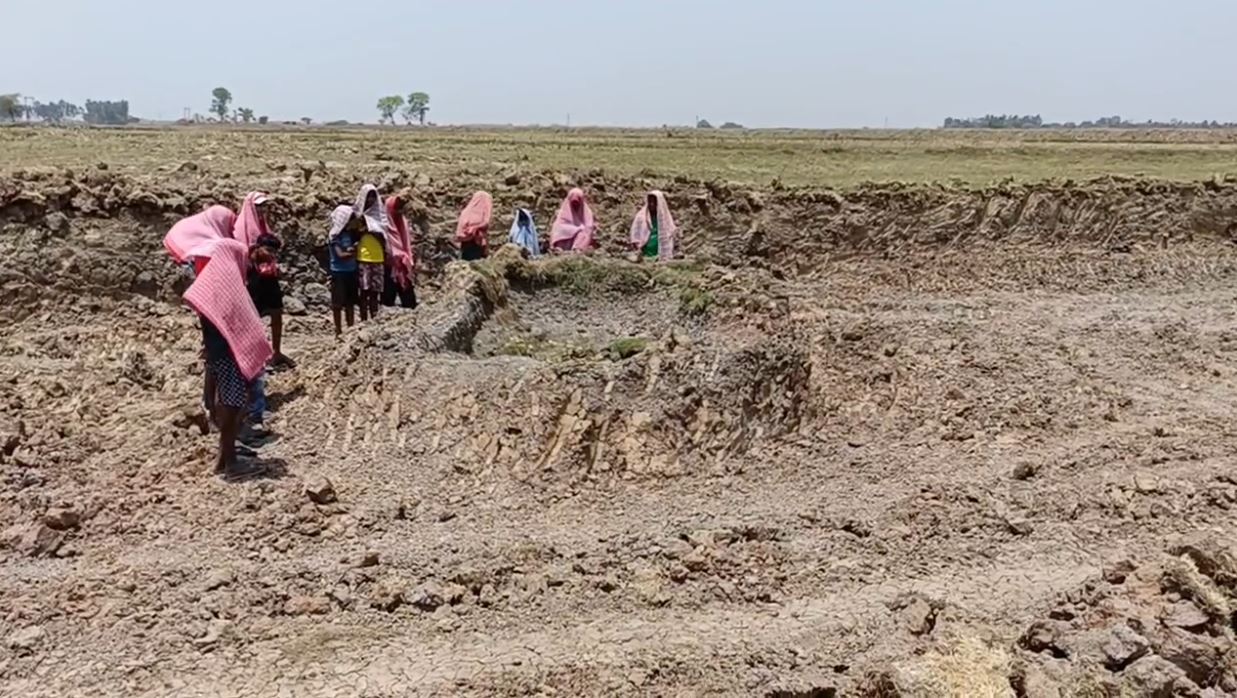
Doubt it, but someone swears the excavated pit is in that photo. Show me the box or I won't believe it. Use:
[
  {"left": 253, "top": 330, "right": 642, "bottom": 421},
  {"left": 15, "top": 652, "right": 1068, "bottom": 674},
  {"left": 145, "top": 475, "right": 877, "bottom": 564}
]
[
  {"left": 297, "top": 250, "right": 811, "bottom": 488},
  {"left": 4, "top": 167, "right": 1237, "bottom": 696}
]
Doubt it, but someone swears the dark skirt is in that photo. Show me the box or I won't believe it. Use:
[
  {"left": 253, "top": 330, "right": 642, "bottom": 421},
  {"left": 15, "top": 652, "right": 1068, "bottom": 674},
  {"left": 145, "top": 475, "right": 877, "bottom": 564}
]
[
  {"left": 460, "top": 241, "right": 487, "bottom": 261},
  {"left": 381, "top": 265, "right": 417, "bottom": 308}
]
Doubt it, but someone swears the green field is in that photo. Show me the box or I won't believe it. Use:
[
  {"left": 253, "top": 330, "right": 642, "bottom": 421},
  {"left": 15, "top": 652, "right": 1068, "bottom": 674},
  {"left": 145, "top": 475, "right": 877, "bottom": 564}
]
[{"left": 3, "top": 125, "right": 1237, "bottom": 188}]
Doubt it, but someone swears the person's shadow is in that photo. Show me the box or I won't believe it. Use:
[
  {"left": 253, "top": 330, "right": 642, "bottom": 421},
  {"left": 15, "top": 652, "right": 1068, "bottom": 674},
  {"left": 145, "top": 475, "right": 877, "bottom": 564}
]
[
  {"left": 266, "top": 386, "right": 306, "bottom": 412},
  {"left": 222, "top": 456, "right": 289, "bottom": 483}
]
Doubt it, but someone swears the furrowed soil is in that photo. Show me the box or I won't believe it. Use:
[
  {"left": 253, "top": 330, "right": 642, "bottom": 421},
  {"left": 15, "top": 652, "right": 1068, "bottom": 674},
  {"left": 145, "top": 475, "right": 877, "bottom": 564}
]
[{"left": 2, "top": 135, "right": 1237, "bottom": 696}]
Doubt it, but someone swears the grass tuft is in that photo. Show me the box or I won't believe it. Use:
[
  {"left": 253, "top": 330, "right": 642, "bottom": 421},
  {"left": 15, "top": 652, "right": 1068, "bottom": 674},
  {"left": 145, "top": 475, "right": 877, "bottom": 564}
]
[{"left": 606, "top": 336, "right": 650, "bottom": 360}]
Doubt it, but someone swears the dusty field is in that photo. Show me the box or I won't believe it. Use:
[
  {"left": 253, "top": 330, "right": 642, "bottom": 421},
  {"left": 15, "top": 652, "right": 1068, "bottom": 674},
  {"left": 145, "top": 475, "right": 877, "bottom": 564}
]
[
  {"left": 6, "top": 124, "right": 1237, "bottom": 187},
  {"left": 2, "top": 128, "right": 1237, "bottom": 696}
]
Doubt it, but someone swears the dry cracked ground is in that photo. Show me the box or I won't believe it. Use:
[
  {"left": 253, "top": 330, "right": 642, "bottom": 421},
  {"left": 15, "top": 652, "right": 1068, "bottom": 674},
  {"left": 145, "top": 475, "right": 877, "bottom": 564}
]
[{"left": 2, "top": 164, "right": 1237, "bottom": 697}]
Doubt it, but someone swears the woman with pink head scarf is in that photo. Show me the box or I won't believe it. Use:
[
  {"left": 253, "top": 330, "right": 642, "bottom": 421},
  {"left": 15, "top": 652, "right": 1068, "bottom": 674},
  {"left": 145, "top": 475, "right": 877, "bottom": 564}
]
[
  {"left": 383, "top": 195, "right": 418, "bottom": 308},
  {"left": 455, "top": 191, "right": 493, "bottom": 261},
  {"left": 164, "top": 205, "right": 237, "bottom": 271},
  {"left": 630, "top": 191, "right": 677, "bottom": 261},
  {"left": 549, "top": 188, "right": 597, "bottom": 253},
  {"left": 184, "top": 238, "right": 272, "bottom": 477},
  {"left": 232, "top": 191, "right": 290, "bottom": 373},
  {"left": 232, "top": 192, "right": 272, "bottom": 249}
]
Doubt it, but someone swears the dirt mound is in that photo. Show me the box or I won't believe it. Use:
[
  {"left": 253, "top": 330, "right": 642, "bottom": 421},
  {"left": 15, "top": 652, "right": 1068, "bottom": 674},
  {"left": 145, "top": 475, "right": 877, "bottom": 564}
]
[{"left": 1009, "top": 533, "right": 1237, "bottom": 697}]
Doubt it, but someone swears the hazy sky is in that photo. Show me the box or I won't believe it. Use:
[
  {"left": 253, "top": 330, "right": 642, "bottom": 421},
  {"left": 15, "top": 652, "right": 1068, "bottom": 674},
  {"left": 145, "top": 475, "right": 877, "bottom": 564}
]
[{"left": 6, "top": 0, "right": 1235, "bottom": 127}]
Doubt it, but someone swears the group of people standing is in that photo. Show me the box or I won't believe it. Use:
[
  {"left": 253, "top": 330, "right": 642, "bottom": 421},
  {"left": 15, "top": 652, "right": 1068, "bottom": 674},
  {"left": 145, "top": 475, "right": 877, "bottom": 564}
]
[
  {"left": 454, "top": 187, "right": 679, "bottom": 261},
  {"left": 163, "top": 182, "right": 680, "bottom": 478},
  {"left": 324, "top": 185, "right": 418, "bottom": 336}
]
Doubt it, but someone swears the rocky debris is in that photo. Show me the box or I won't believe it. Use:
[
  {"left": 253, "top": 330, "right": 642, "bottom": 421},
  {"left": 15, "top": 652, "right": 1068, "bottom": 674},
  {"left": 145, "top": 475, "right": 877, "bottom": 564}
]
[
  {"left": 304, "top": 476, "right": 337, "bottom": 505},
  {"left": 1163, "top": 601, "right": 1209, "bottom": 630},
  {"left": 42, "top": 506, "right": 81, "bottom": 531},
  {"left": 1099, "top": 625, "right": 1150, "bottom": 670},
  {"left": 685, "top": 528, "right": 735, "bottom": 548},
  {"left": 284, "top": 595, "right": 331, "bottom": 616},
  {"left": 369, "top": 578, "right": 405, "bottom": 612},
  {"left": 901, "top": 597, "right": 937, "bottom": 636},
  {"left": 6, "top": 625, "right": 45, "bottom": 653},
  {"left": 283, "top": 296, "right": 307, "bottom": 316},
  {"left": 202, "top": 568, "right": 235, "bottom": 591},
  {"left": 14, "top": 522, "right": 64, "bottom": 558},
  {"left": 1020, "top": 620, "right": 1069, "bottom": 657},
  {"left": 0, "top": 420, "right": 22, "bottom": 457},
  {"left": 1114, "top": 655, "right": 1193, "bottom": 697},
  {"left": 1015, "top": 539, "right": 1237, "bottom": 696},
  {"left": 356, "top": 551, "right": 381, "bottom": 568},
  {"left": 301, "top": 282, "right": 330, "bottom": 307},
  {"left": 171, "top": 405, "right": 211, "bottom": 435},
  {"left": 1015, "top": 663, "right": 1064, "bottom": 698},
  {"left": 411, "top": 582, "right": 445, "bottom": 612},
  {"left": 1102, "top": 558, "right": 1137, "bottom": 585},
  {"left": 1169, "top": 532, "right": 1237, "bottom": 583},
  {"left": 192, "top": 620, "right": 229, "bottom": 650},
  {"left": 1011, "top": 462, "right": 1039, "bottom": 480}
]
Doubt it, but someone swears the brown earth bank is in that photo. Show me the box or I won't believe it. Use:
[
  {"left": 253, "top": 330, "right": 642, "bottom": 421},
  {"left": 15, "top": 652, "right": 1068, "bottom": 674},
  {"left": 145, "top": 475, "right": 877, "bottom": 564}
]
[{"left": 2, "top": 171, "right": 1237, "bottom": 696}]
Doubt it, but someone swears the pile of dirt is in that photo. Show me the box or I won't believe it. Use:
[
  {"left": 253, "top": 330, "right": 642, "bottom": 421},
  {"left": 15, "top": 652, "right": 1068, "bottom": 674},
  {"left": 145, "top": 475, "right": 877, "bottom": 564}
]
[
  {"left": 1010, "top": 533, "right": 1237, "bottom": 697},
  {"left": 855, "top": 533, "right": 1237, "bottom": 697}
]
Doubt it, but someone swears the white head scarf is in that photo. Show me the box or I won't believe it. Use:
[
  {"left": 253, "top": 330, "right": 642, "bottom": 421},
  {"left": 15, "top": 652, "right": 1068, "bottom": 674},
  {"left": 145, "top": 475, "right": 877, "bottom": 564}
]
[
  {"left": 353, "top": 184, "right": 387, "bottom": 234},
  {"left": 508, "top": 208, "right": 541, "bottom": 258},
  {"left": 328, "top": 205, "right": 353, "bottom": 242}
]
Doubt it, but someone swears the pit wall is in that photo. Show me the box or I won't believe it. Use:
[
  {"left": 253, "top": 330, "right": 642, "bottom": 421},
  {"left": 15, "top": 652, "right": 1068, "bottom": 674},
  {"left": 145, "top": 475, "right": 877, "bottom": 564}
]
[{"left": 3, "top": 168, "right": 1237, "bottom": 306}]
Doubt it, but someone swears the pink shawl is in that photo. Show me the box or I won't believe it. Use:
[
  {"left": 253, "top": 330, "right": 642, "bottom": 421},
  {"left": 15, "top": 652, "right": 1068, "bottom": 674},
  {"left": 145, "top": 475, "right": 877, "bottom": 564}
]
[
  {"left": 549, "top": 188, "right": 596, "bottom": 252},
  {"left": 629, "top": 191, "right": 677, "bottom": 261},
  {"left": 385, "top": 197, "right": 414, "bottom": 289},
  {"left": 454, "top": 191, "right": 493, "bottom": 247},
  {"left": 164, "top": 206, "right": 236, "bottom": 264},
  {"left": 232, "top": 192, "right": 271, "bottom": 249},
  {"left": 184, "top": 239, "right": 272, "bottom": 381}
]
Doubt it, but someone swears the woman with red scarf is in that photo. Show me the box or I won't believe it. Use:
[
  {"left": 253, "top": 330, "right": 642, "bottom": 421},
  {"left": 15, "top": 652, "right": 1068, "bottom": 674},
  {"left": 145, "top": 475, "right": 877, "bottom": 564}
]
[{"left": 382, "top": 195, "right": 417, "bottom": 308}]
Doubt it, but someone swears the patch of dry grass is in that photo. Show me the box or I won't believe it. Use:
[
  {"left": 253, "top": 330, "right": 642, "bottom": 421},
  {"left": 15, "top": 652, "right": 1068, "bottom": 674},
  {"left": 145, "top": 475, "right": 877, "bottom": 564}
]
[
  {"left": 1163, "top": 557, "right": 1232, "bottom": 621},
  {"left": 874, "top": 636, "right": 1015, "bottom": 698}
]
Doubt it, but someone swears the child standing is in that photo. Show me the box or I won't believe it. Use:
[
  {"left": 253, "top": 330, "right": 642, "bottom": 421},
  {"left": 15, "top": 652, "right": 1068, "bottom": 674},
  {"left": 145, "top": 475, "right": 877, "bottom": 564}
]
[
  {"left": 327, "top": 205, "right": 360, "bottom": 336},
  {"left": 353, "top": 184, "right": 387, "bottom": 322}
]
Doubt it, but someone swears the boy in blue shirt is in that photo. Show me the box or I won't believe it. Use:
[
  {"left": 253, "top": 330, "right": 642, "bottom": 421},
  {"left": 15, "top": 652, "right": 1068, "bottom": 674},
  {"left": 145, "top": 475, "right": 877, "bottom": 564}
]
[{"left": 327, "top": 206, "right": 361, "bottom": 337}]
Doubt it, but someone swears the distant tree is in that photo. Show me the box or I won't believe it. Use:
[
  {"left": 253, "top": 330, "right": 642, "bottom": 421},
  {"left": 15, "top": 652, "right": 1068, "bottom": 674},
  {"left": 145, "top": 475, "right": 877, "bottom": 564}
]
[
  {"left": 210, "top": 87, "right": 233, "bottom": 121},
  {"left": 404, "top": 92, "right": 430, "bottom": 125},
  {"left": 237, "top": 107, "right": 255, "bottom": 124},
  {"left": 83, "top": 100, "right": 130, "bottom": 125},
  {"left": 377, "top": 95, "right": 404, "bottom": 124},
  {"left": 720, "top": 121, "right": 745, "bottom": 130},
  {"left": 0, "top": 94, "right": 22, "bottom": 121},
  {"left": 696, "top": 118, "right": 714, "bottom": 129},
  {"left": 33, "top": 100, "right": 69, "bottom": 123},
  {"left": 300, "top": 117, "right": 312, "bottom": 125},
  {"left": 258, "top": 115, "right": 269, "bottom": 125}
]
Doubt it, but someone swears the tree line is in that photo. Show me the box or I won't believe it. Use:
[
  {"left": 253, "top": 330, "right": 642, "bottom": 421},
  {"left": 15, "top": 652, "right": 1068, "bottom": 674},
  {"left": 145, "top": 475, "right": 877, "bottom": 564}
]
[
  {"left": 0, "top": 94, "right": 132, "bottom": 124},
  {"left": 376, "top": 93, "right": 432, "bottom": 125},
  {"left": 696, "top": 119, "right": 745, "bottom": 130},
  {"left": 944, "top": 114, "right": 1237, "bottom": 129}
]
